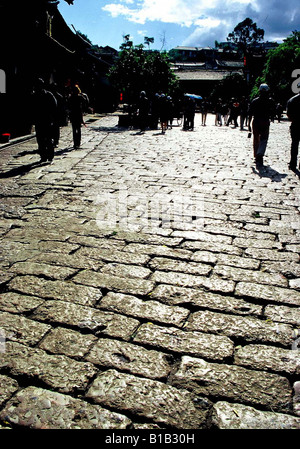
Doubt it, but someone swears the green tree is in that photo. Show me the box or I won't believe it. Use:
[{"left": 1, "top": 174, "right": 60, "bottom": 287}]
[
  {"left": 108, "top": 36, "right": 179, "bottom": 103},
  {"left": 227, "top": 17, "right": 264, "bottom": 56},
  {"left": 252, "top": 31, "right": 300, "bottom": 103},
  {"left": 211, "top": 72, "right": 248, "bottom": 103}
]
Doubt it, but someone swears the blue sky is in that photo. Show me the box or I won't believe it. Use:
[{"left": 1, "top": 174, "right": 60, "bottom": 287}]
[{"left": 58, "top": 0, "right": 300, "bottom": 50}]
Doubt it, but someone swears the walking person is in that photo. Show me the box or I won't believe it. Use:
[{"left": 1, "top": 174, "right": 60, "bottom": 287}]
[
  {"left": 215, "top": 99, "right": 223, "bottom": 126},
  {"left": 201, "top": 98, "right": 208, "bottom": 126},
  {"left": 68, "top": 85, "right": 84, "bottom": 149},
  {"left": 49, "top": 83, "right": 65, "bottom": 147},
  {"left": 248, "top": 84, "right": 275, "bottom": 167},
  {"left": 137, "top": 91, "right": 149, "bottom": 133},
  {"left": 239, "top": 97, "right": 248, "bottom": 130},
  {"left": 158, "top": 94, "right": 168, "bottom": 134},
  {"left": 31, "top": 78, "right": 57, "bottom": 163},
  {"left": 286, "top": 83, "right": 300, "bottom": 171}
]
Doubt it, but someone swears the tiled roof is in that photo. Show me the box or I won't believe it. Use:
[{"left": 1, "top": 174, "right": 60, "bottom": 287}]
[{"left": 175, "top": 70, "right": 243, "bottom": 81}]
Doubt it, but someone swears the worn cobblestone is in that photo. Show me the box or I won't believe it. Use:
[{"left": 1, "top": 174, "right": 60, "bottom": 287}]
[
  {"left": 172, "top": 356, "right": 292, "bottom": 412},
  {"left": 0, "top": 113, "right": 299, "bottom": 429},
  {"left": 211, "top": 401, "right": 300, "bottom": 429},
  {"left": 86, "top": 369, "right": 211, "bottom": 428}
]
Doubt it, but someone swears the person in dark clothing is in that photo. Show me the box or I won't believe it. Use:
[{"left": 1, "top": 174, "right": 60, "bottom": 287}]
[
  {"left": 150, "top": 93, "right": 160, "bottom": 130},
  {"left": 239, "top": 97, "right": 248, "bottom": 130},
  {"left": 68, "top": 85, "right": 84, "bottom": 149},
  {"left": 275, "top": 103, "right": 283, "bottom": 123},
  {"left": 32, "top": 78, "right": 57, "bottom": 163},
  {"left": 183, "top": 96, "right": 196, "bottom": 130},
  {"left": 49, "top": 83, "right": 65, "bottom": 147},
  {"left": 159, "top": 94, "right": 168, "bottom": 134},
  {"left": 138, "top": 91, "right": 149, "bottom": 132},
  {"left": 248, "top": 84, "right": 275, "bottom": 167},
  {"left": 286, "top": 85, "right": 300, "bottom": 171}
]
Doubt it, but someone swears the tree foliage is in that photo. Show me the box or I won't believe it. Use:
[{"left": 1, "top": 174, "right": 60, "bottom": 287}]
[
  {"left": 227, "top": 17, "right": 264, "bottom": 55},
  {"left": 252, "top": 31, "right": 300, "bottom": 103},
  {"left": 108, "top": 36, "right": 180, "bottom": 103},
  {"left": 211, "top": 73, "right": 248, "bottom": 102}
]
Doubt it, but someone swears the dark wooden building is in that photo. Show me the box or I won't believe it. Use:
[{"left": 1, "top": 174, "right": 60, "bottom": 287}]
[{"left": 0, "top": 0, "right": 117, "bottom": 138}]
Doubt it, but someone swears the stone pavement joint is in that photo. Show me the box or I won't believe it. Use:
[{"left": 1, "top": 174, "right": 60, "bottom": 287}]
[{"left": 0, "top": 114, "right": 300, "bottom": 429}]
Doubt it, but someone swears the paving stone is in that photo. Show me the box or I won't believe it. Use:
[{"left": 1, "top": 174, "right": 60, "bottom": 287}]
[
  {"left": 264, "top": 304, "right": 300, "bottom": 326},
  {"left": 85, "top": 369, "right": 211, "bottom": 428},
  {"left": 0, "top": 375, "right": 19, "bottom": 407},
  {"left": 190, "top": 250, "right": 218, "bottom": 264},
  {"left": 98, "top": 292, "right": 189, "bottom": 326},
  {"left": 0, "top": 342, "right": 97, "bottom": 394},
  {"left": 100, "top": 262, "right": 152, "bottom": 279},
  {"left": 171, "top": 356, "right": 292, "bottom": 412},
  {"left": 294, "top": 381, "right": 300, "bottom": 417},
  {"left": 76, "top": 246, "right": 150, "bottom": 265},
  {"left": 32, "top": 300, "right": 139, "bottom": 340},
  {"left": 171, "top": 230, "right": 232, "bottom": 245},
  {"left": 8, "top": 275, "right": 102, "bottom": 306},
  {"left": 86, "top": 338, "right": 172, "bottom": 379},
  {"left": 233, "top": 237, "right": 282, "bottom": 249},
  {"left": 9, "top": 261, "right": 78, "bottom": 280},
  {"left": 261, "top": 261, "right": 300, "bottom": 278},
  {"left": 0, "top": 293, "right": 45, "bottom": 314},
  {"left": 149, "top": 257, "right": 212, "bottom": 276},
  {"left": 122, "top": 242, "right": 193, "bottom": 260},
  {"left": 211, "top": 401, "right": 300, "bottom": 429},
  {"left": 38, "top": 327, "right": 97, "bottom": 358},
  {"left": 133, "top": 322, "right": 234, "bottom": 361},
  {"left": 289, "top": 278, "right": 300, "bottom": 289},
  {"left": 0, "top": 311, "right": 51, "bottom": 346},
  {"left": 185, "top": 310, "right": 293, "bottom": 346},
  {"left": 216, "top": 254, "right": 260, "bottom": 270},
  {"left": 234, "top": 344, "right": 300, "bottom": 375},
  {"left": 235, "top": 282, "right": 300, "bottom": 306},
  {"left": 150, "top": 284, "right": 262, "bottom": 316},
  {"left": 29, "top": 251, "right": 104, "bottom": 271},
  {"left": 215, "top": 264, "right": 287, "bottom": 287},
  {"left": 245, "top": 247, "right": 299, "bottom": 262},
  {"left": 151, "top": 270, "right": 235, "bottom": 293},
  {"left": 0, "top": 386, "right": 131, "bottom": 429},
  {"left": 73, "top": 270, "right": 155, "bottom": 296},
  {"left": 182, "top": 240, "right": 243, "bottom": 255},
  {"left": 110, "top": 230, "right": 184, "bottom": 247}
]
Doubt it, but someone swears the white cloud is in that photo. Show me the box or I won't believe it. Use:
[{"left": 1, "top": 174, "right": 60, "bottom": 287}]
[
  {"left": 101, "top": 0, "right": 299, "bottom": 46},
  {"left": 102, "top": 0, "right": 237, "bottom": 26}
]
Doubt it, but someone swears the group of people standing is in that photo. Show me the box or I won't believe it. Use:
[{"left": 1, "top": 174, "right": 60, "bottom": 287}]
[
  {"left": 31, "top": 78, "right": 87, "bottom": 163},
  {"left": 209, "top": 84, "right": 299, "bottom": 170},
  {"left": 136, "top": 84, "right": 300, "bottom": 171}
]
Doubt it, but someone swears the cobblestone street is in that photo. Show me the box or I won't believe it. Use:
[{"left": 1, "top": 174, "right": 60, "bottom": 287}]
[{"left": 0, "top": 112, "right": 300, "bottom": 430}]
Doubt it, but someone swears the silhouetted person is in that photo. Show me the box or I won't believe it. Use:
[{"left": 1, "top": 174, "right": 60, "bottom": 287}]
[
  {"left": 159, "top": 94, "right": 168, "bottom": 134},
  {"left": 183, "top": 96, "right": 195, "bottom": 130},
  {"left": 68, "top": 85, "right": 84, "bottom": 149},
  {"left": 49, "top": 83, "right": 65, "bottom": 147},
  {"left": 32, "top": 78, "right": 57, "bottom": 162},
  {"left": 138, "top": 91, "right": 149, "bottom": 132},
  {"left": 248, "top": 84, "right": 275, "bottom": 167},
  {"left": 240, "top": 97, "right": 248, "bottom": 130},
  {"left": 287, "top": 84, "right": 300, "bottom": 171}
]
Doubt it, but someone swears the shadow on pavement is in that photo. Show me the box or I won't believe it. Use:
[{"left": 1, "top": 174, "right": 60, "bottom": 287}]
[
  {"left": 252, "top": 164, "right": 289, "bottom": 182},
  {"left": 0, "top": 146, "right": 75, "bottom": 178},
  {"left": 0, "top": 161, "right": 43, "bottom": 178},
  {"left": 90, "top": 125, "right": 128, "bottom": 133}
]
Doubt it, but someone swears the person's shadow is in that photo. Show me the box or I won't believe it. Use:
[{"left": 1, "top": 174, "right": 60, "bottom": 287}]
[
  {"left": 0, "top": 161, "right": 43, "bottom": 178},
  {"left": 0, "top": 146, "right": 74, "bottom": 178},
  {"left": 251, "top": 163, "right": 290, "bottom": 182}
]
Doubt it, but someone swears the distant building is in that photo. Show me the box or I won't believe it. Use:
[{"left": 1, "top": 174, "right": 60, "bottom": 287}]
[
  {"left": 0, "top": 0, "right": 118, "bottom": 138},
  {"left": 169, "top": 41, "right": 279, "bottom": 97}
]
